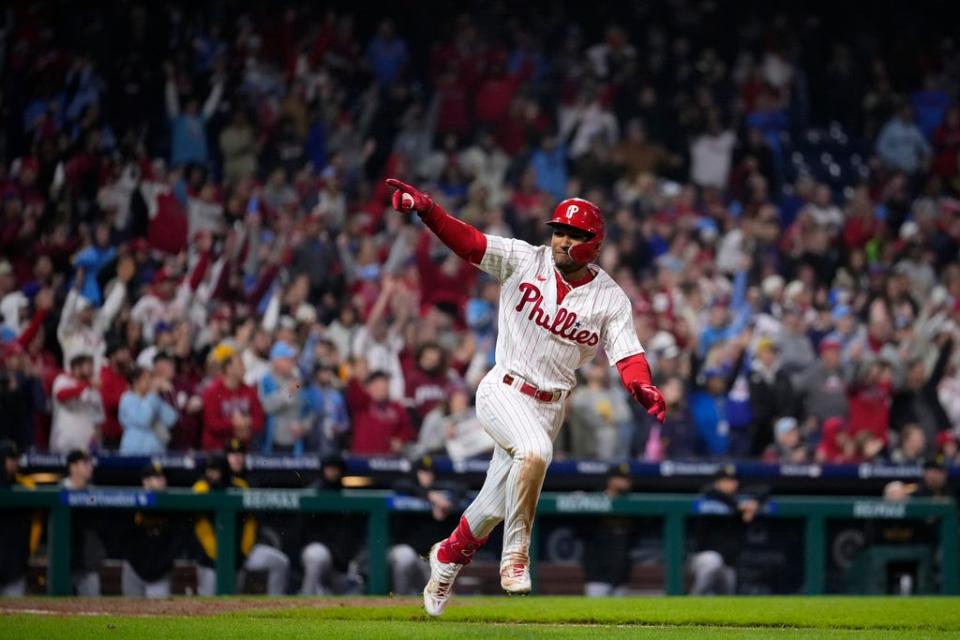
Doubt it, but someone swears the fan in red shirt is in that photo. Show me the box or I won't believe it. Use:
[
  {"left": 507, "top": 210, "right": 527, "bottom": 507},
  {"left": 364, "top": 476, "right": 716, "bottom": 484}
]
[
  {"left": 346, "top": 365, "right": 415, "bottom": 456},
  {"left": 98, "top": 340, "right": 132, "bottom": 450},
  {"left": 847, "top": 358, "right": 893, "bottom": 449},
  {"left": 201, "top": 347, "right": 265, "bottom": 451},
  {"left": 403, "top": 342, "right": 463, "bottom": 427}
]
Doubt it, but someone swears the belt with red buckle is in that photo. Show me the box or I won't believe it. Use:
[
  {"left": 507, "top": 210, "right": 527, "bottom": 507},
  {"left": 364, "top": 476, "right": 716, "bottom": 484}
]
[{"left": 502, "top": 374, "right": 563, "bottom": 402}]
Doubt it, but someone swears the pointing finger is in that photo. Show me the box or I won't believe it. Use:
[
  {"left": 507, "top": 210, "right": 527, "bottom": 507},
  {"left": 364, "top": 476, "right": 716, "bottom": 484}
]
[{"left": 385, "top": 178, "right": 416, "bottom": 192}]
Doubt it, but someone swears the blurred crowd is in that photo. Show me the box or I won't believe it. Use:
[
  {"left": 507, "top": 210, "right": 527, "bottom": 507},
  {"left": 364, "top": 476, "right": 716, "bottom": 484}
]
[{"left": 2, "top": 1, "right": 960, "bottom": 467}]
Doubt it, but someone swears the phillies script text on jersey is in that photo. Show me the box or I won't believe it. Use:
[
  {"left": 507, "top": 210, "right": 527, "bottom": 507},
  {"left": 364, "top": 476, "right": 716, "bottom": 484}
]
[
  {"left": 515, "top": 282, "right": 600, "bottom": 346},
  {"left": 478, "top": 234, "right": 643, "bottom": 390}
]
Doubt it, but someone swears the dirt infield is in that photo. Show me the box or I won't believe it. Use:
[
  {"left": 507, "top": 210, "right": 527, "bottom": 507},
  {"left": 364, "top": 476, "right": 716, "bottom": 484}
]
[{"left": 0, "top": 596, "right": 419, "bottom": 617}]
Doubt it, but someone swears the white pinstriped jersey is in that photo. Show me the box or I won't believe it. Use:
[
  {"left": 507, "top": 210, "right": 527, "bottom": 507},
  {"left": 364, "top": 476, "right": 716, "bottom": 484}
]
[{"left": 478, "top": 234, "right": 644, "bottom": 391}]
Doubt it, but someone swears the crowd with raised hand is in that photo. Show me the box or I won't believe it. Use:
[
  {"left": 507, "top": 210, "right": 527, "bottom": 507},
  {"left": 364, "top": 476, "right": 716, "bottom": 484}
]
[{"left": 1, "top": 2, "right": 960, "bottom": 467}]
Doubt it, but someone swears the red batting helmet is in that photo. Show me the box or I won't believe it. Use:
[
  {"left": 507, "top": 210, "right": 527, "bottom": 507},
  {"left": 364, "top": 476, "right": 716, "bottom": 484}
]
[{"left": 546, "top": 198, "right": 605, "bottom": 264}]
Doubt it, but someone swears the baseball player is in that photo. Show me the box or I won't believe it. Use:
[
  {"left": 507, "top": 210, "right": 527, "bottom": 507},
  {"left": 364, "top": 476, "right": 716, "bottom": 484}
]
[
  {"left": 191, "top": 453, "right": 291, "bottom": 595},
  {"left": 385, "top": 178, "right": 666, "bottom": 616},
  {"left": 122, "top": 463, "right": 189, "bottom": 598},
  {"left": 0, "top": 441, "right": 42, "bottom": 596}
]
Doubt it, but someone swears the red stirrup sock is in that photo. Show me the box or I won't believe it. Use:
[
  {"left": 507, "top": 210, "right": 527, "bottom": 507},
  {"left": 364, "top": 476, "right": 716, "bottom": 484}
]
[{"left": 437, "top": 516, "right": 489, "bottom": 565}]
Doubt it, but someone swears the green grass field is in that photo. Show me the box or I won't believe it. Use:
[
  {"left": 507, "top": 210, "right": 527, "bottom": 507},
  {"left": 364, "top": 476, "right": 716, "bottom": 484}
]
[{"left": 3, "top": 596, "right": 960, "bottom": 639}]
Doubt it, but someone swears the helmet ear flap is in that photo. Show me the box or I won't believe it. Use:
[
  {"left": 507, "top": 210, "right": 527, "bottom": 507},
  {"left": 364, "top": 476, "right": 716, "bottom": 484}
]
[{"left": 568, "top": 237, "right": 601, "bottom": 264}]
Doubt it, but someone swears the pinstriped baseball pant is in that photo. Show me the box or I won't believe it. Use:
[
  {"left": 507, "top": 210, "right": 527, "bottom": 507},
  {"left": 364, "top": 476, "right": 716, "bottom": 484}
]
[{"left": 462, "top": 365, "right": 565, "bottom": 568}]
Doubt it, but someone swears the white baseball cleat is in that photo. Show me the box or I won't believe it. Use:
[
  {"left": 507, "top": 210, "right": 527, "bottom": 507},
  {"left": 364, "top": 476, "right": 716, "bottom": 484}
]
[
  {"left": 500, "top": 563, "right": 531, "bottom": 594},
  {"left": 423, "top": 543, "right": 463, "bottom": 617}
]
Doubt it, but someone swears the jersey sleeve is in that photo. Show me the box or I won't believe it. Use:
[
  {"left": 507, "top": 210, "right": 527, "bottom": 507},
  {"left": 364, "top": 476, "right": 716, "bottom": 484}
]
[
  {"left": 477, "top": 234, "right": 539, "bottom": 283},
  {"left": 603, "top": 291, "right": 644, "bottom": 365}
]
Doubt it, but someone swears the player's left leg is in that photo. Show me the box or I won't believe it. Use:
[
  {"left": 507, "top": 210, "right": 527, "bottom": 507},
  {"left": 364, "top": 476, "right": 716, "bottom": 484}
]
[
  {"left": 120, "top": 561, "right": 147, "bottom": 597},
  {"left": 300, "top": 542, "right": 332, "bottom": 595},
  {"left": 195, "top": 566, "right": 216, "bottom": 596},
  {"left": 585, "top": 582, "right": 614, "bottom": 597},
  {"left": 423, "top": 445, "right": 509, "bottom": 617},
  {"left": 0, "top": 577, "right": 26, "bottom": 596},
  {"left": 689, "top": 550, "right": 724, "bottom": 595},
  {"left": 73, "top": 570, "right": 101, "bottom": 597},
  {"left": 499, "top": 428, "right": 552, "bottom": 594},
  {"left": 245, "top": 543, "right": 291, "bottom": 595},
  {"left": 144, "top": 576, "right": 172, "bottom": 598},
  {"left": 388, "top": 544, "right": 426, "bottom": 595},
  {"left": 498, "top": 391, "right": 565, "bottom": 594}
]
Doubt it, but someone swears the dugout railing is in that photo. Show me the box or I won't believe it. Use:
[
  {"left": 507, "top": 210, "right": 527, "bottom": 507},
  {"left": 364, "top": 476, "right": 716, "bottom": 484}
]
[{"left": 0, "top": 488, "right": 956, "bottom": 596}]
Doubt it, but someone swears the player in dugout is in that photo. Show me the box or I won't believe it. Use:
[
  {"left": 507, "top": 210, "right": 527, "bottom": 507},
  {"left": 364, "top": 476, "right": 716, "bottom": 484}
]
[
  {"left": 389, "top": 456, "right": 466, "bottom": 596},
  {"left": 385, "top": 179, "right": 666, "bottom": 616},
  {"left": 297, "top": 455, "right": 366, "bottom": 595},
  {"left": 122, "top": 463, "right": 189, "bottom": 598},
  {"left": 0, "top": 440, "right": 42, "bottom": 596},
  {"left": 191, "top": 452, "right": 290, "bottom": 595},
  {"left": 62, "top": 449, "right": 106, "bottom": 596}
]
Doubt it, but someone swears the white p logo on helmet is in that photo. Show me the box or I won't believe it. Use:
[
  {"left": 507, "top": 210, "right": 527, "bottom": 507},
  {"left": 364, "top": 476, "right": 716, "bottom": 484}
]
[{"left": 565, "top": 204, "right": 579, "bottom": 219}]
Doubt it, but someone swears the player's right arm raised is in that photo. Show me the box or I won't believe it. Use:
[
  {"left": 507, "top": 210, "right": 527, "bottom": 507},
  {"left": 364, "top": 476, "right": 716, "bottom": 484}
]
[
  {"left": 386, "top": 178, "right": 535, "bottom": 283},
  {"left": 386, "top": 178, "right": 487, "bottom": 263}
]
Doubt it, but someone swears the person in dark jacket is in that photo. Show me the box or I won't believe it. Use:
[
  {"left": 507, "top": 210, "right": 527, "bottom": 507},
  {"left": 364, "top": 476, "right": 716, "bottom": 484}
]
[
  {"left": 122, "top": 463, "right": 188, "bottom": 597},
  {"left": 389, "top": 456, "right": 465, "bottom": 595},
  {"left": 297, "top": 455, "right": 366, "bottom": 595},
  {"left": 890, "top": 337, "right": 953, "bottom": 454},
  {"left": 582, "top": 465, "right": 635, "bottom": 596},
  {"left": 689, "top": 465, "right": 763, "bottom": 595},
  {"left": 878, "top": 456, "right": 952, "bottom": 554},
  {"left": 748, "top": 337, "right": 796, "bottom": 455},
  {"left": 62, "top": 449, "right": 106, "bottom": 596},
  {"left": 0, "top": 441, "right": 42, "bottom": 596},
  {"left": 0, "top": 342, "right": 44, "bottom": 451},
  {"left": 914, "top": 456, "right": 952, "bottom": 499}
]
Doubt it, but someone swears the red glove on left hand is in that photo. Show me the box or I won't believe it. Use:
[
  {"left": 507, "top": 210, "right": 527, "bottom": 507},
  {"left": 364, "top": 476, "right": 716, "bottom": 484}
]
[
  {"left": 627, "top": 382, "right": 666, "bottom": 423},
  {"left": 386, "top": 178, "right": 434, "bottom": 214}
]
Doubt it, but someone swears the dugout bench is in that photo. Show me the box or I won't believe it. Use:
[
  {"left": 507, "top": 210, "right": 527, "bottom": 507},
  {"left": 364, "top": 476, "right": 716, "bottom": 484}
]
[{"left": 0, "top": 488, "right": 956, "bottom": 596}]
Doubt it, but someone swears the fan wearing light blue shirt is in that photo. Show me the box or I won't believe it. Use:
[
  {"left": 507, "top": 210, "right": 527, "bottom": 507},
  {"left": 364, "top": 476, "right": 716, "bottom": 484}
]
[{"left": 119, "top": 366, "right": 177, "bottom": 455}]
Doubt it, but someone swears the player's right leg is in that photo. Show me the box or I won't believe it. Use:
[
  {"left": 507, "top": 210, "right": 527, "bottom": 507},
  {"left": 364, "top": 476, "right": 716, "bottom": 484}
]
[
  {"left": 300, "top": 542, "right": 332, "bottom": 595},
  {"left": 74, "top": 570, "right": 101, "bottom": 597},
  {"left": 423, "top": 375, "right": 513, "bottom": 616},
  {"left": 144, "top": 576, "right": 172, "bottom": 598},
  {"left": 121, "top": 560, "right": 147, "bottom": 597},
  {"left": 245, "top": 543, "right": 291, "bottom": 596},
  {"left": 689, "top": 550, "right": 725, "bottom": 595},
  {"left": 423, "top": 445, "right": 510, "bottom": 616},
  {"left": 0, "top": 577, "right": 26, "bottom": 597},
  {"left": 585, "top": 582, "right": 614, "bottom": 597},
  {"left": 195, "top": 566, "right": 216, "bottom": 596},
  {"left": 388, "top": 544, "right": 425, "bottom": 595}
]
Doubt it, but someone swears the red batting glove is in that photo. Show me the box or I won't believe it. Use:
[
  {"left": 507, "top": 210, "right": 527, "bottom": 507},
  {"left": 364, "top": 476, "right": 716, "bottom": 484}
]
[
  {"left": 628, "top": 382, "right": 666, "bottom": 423},
  {"left": 386, "top": 178, "right": 434, "bottom": 214}
]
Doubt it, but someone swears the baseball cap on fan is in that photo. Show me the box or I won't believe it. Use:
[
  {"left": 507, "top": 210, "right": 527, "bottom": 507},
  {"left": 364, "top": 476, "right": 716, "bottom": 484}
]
[
  {"left": 831, "top": 305, "right": 851, "bottom": 321},
  {"left": 270, "top": 341, "right": 298, "bottom": 360},
  {"left": 818, "top": 336, "right": 842, "bottom": 354},
  {"left": 774, "top": 417, "right": 798, "bottom": 438},
  {"left": 648, "top": 331, "right": 680, "bottom": 359}
]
